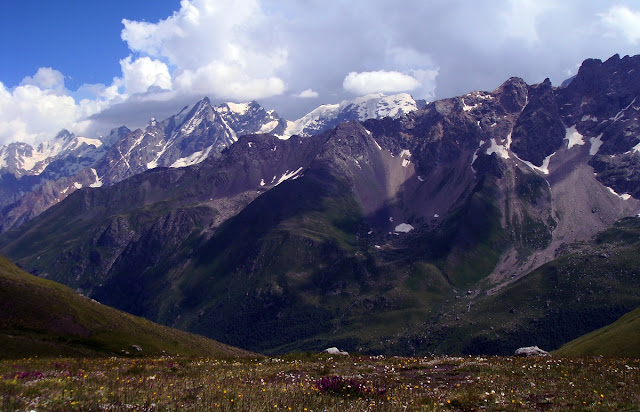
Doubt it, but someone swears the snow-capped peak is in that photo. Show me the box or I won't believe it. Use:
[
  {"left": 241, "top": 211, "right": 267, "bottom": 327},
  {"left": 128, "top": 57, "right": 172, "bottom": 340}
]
[
  {"left": 280, "top": 93, "right": 419, "bottom": 139},
  {"left": 226, "top": 102, "right": 251, "bottom": 115}
]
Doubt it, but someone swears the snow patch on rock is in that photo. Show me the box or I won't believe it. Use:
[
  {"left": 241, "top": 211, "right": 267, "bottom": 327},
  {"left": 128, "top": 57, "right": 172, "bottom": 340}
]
[
  {"left": 565, "top": 126, "right": 585, "bottom": 149},
  {"left": 472, "top": 140, "right": 485, "bottom": 165},
  {"left": 515, "top": 152, "right": 555, "bottom": 175},
  {"left": 226, "top": 102, "right": 250, "bottom": 115},
  {"left": 170, "top": 146, "right": 214, "bottom": 168},
  {"left": 462, "top": 99, "right": 479, "bottom": 112},
  {"left": 275, "top": 167, "right": 304, "bottom": 186},
  {"left": 590, "top": 134, "right": 604, "bottom": 155},
  {"left": 89, "top": 168, "right": 103, "bottom": 188},
  {"left": 607, "top": 187, "right": 631, "bottom": 200},
  {"left": 400, "top": 149, "right": 412, "bottom": 168},
  {"left": 486, "top": 138, "right": 509, "bottom": 159}
]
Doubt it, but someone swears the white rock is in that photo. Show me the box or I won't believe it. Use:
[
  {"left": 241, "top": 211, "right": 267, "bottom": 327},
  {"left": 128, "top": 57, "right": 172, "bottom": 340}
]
[
  {"left": 514, "top": 346, "right": 550, "bottom": 357},
  {"left": 324, "top": 347, "right": 349, "bottom": 356}
]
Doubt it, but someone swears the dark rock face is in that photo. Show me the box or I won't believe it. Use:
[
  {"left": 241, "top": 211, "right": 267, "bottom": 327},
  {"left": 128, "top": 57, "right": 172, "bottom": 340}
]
[
  {"left": 591, "top": 154, "right": 640, "bottom": 198},
  {"left": 2, "top": 54, "right": 640, "bottom": 356},
  {"left": 559, "top": 54, "right": 640, "bottom": 125},
  {"left": 511, "top": 79, "right": 565, "bottom": 166},
  {"left": 556, "top": 54, "right": 640, "bottom": 197}
]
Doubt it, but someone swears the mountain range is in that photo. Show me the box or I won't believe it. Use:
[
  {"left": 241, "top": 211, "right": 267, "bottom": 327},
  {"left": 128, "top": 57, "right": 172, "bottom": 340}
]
[
  {"left": 1, "top": 54, "right": 639, "bottom": 356},
  {"left": 0, "top": 93, "right": 421, "bottom": 233}
]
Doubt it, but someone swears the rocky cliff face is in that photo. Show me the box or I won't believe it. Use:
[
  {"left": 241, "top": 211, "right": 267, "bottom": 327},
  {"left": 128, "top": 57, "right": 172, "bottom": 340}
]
[
  {"left": 560, "top": 54, "right": 640, "bottom": 197},
  {"left": 2, "top": 54, "right": 640, "bottom": 355}
]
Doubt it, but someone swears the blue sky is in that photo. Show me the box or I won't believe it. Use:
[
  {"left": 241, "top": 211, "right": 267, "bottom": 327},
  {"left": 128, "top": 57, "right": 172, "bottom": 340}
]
[
  {"left": 1, "top": 0, "right": 639, "bottom": 146},
  {"left": 0, "top": 1, "right": 178, "bottom": 89}
]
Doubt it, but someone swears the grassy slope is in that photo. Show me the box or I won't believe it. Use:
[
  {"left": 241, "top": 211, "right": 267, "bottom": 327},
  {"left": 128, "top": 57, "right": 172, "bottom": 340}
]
[
  {"left": 0, "top": 255, "right": 254, "bottom": 359},
  {"left": 171, "top": 169, "right": 509, "bottom": 355},
  {"left": 554, "top": 305, "right": 640, "bottom": 357}
]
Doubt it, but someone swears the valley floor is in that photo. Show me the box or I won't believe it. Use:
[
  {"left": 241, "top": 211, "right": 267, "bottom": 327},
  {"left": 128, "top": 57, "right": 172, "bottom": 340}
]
[{"left": 1, "top": 354, "right": 638, "bottom": 411}]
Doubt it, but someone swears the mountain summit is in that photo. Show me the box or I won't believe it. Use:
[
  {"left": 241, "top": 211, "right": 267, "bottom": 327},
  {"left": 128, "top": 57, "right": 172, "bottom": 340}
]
[{"left": 282, "top": 93, "right": 424, "bottom": 137}]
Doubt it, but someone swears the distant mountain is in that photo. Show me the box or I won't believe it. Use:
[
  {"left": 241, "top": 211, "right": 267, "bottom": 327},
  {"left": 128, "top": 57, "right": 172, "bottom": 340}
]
[
  {"left": 0, "top": 127, "right": 129, "bottom": 221},
  {"left": 87, "top": 98, "right": 288, "bottom": 186},
  {"left": 2, "top": 54, "right": 640, "bottom": 356},
  {"left": 0, "top": 129, "right": 106, "bottom": 178},
  {"left": 0, "top": 94, "right": 418, "bottom": 233},
  {"left": 0, "top": 254, "right": 253, "bottom": 359}
]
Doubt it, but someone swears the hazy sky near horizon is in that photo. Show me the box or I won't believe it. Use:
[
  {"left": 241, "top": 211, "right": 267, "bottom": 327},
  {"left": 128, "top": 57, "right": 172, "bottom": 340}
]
[{"left": 1, "top": 0, "right": 639, "bottom": 145}]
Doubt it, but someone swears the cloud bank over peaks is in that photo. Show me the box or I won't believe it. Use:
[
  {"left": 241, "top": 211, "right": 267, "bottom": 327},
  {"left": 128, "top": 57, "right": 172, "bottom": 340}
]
[{"left": 343, "top": 71, "right": 421, "bottom": 95}]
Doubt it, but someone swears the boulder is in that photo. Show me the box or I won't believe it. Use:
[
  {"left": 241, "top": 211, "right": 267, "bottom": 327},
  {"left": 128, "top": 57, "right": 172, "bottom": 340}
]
[
  {"left": 515, "top": 346, "right": 550, "bottom": 357},
  {"left": 323, "top": 347, "right": 349, "bottom": 356}
]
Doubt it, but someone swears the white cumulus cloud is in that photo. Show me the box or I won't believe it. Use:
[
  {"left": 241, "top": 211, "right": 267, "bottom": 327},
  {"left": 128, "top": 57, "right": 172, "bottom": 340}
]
[
  {"left": 120, "top": 0, "right": 287, "bottom": 101},
  {"left": 19, "top": 67, "right": 66, "bottom": 91},
  {"left": 118, "top": 56, "right": 172, "bottom": 95},
  {"left": 343, "top": 71, "right": 421, "bottom": 95},
  {"left": 295, "top": 88, "right": 319, "bottom": 98},
  {"left": 0, "top": 65, "right": 124, "bottom": 146},
  {"left": 0, "top": 78, "right": 105, "bottom": 146},
  {"left": 600, "top": 5, "right": 640, "bottom": 43}
]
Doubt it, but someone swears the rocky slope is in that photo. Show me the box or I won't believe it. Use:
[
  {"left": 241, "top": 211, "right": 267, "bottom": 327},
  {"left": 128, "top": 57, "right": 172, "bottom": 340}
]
[{"left": 1, "top": 54, "right": 640, "bottom": 355}]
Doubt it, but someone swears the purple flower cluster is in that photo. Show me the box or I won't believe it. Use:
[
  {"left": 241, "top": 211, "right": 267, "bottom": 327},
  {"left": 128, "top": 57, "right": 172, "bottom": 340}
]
[
  {"left": 12, "top": 371, "right": 44, "bottom": 380},
  {"left": 314, "top": 375, "right": 386, "bottom": 398}
]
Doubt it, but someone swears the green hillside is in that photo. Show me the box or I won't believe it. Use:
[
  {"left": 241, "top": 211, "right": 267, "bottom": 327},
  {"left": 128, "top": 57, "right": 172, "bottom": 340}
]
[
  {"left": 554, "top": 305, "right": 640, "bottom": 357},
  {"left": 0, "top": 255, "right": 254, "bottom": 359}
]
